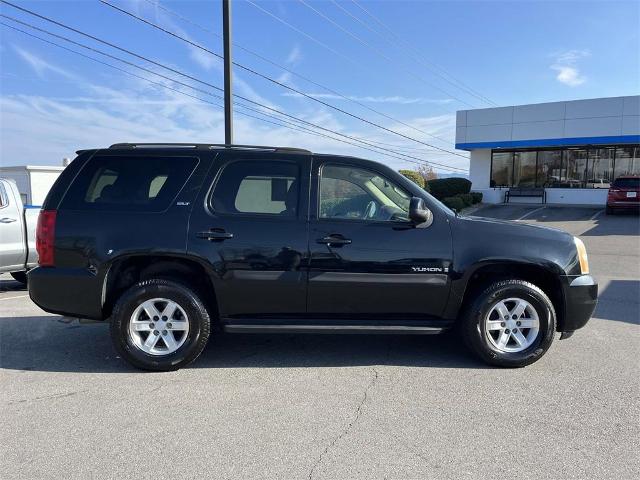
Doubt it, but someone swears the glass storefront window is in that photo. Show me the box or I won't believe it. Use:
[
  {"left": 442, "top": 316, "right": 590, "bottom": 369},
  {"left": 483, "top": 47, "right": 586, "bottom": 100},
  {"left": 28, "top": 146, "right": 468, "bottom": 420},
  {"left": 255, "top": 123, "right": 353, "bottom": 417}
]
[
  {"left": 537, "top": 150, "right": 563, "bottom": 187},
  {"left": 490, "top": 152, "right": 513, "bottom": 187},
  {"left": 490, "top": 145, "right": 639, "bottom": 189},
  {"left": 513, "top": 151, "right": 537, "bottom": 187},
  {"left": 587, "top": 148, "right": 614, "bottom": 188},
  {"left": 564, "top": 149, "right": 588, "bottom": 188},
  {"left": 614, "top": 146, "right": 640, "bottom": 178}
]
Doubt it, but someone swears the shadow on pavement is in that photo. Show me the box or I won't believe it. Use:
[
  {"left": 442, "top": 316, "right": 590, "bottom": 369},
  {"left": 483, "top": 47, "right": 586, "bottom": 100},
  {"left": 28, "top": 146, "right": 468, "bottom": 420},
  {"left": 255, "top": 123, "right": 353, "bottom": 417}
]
[
  {"left": 581, "top": 211, "right": 640, "bottom": 236},
  {"left": 0, "top": 315, "right": 487, "bottom": 373},
  {"left": 595, "top": 280, "right": 640, "bottom": 325},
  {"left": 0, "top": 278, "right": 27, "bottom": 293}
]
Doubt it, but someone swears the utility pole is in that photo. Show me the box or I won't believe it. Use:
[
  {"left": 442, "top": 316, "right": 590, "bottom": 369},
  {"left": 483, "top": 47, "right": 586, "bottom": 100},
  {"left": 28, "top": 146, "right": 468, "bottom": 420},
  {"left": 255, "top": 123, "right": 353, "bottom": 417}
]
[{"left": 222, "top": 0, "right": 233, "bottom": 145}]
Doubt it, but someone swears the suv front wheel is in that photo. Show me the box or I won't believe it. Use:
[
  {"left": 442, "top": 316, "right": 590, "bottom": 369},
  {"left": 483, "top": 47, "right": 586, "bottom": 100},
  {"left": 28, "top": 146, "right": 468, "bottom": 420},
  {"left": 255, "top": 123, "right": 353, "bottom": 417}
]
[
  {"left": 110, "top": 279, "right": 211, "bottom": 371},
  {"left": 461, "top": 280, "right": 556, "bottom": 367}
]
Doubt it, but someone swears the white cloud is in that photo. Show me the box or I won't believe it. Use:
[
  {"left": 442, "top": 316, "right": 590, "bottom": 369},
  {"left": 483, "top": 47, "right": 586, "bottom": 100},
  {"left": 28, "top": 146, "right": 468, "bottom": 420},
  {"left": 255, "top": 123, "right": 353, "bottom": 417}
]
[
  {"left": 189, "top": 48, "right": 219, "bottom": 71},
  {"left": 275, "top": 71, "right": 293, "bottom": 85},
  {"left": 550, "top": 49, "right": 590, "bottom": 87},
  {"left": 286, "top": 45, "right": 302, "bottom": 64},
  {"left": 0, "top": 85, "right": 467, "bottom": 173},
  {"left": 13, "top": 45, "right": 77, "bottom": 80},
  {"left": 1, "top": 40, "right": 467, "bottom": 173},
  {"left": 552, "top": 66, "right": 585, "bottom": 87}
]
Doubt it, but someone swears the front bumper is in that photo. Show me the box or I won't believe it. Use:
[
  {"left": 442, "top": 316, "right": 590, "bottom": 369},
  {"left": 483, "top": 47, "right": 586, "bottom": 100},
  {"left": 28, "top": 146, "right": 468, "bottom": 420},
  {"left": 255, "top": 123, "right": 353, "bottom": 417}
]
[{"left": 559, "top": 274, "right": 598, "bottom": 332}]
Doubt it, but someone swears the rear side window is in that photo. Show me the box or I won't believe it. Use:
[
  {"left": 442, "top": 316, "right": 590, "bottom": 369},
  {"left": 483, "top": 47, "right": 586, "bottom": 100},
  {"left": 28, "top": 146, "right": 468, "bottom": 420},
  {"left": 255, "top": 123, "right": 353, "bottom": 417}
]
[
  {"left": 61, "top": 155, "right": 198, "bottom": 212},
  {"left": 210, "top": 160, "right": 299, "bottom": 216},
  {"left": 613, "top": 177, "right": 640, "bottom": 189}
]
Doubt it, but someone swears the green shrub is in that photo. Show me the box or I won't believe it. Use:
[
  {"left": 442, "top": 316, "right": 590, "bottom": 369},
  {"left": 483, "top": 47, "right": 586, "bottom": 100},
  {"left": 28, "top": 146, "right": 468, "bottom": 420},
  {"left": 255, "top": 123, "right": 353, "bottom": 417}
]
[
  {"left": 470, "top": 191, "right": 483, "bottom": 204},
  {"left": 426, "top": 177, "right": 472, "bottom": 200},
  {"left": 458, "top": 193, "right": 473, "bottom": 207},
  {"left": 442, "top": 196, "right": 465, "bottom": 211},
  {"left": 398, "top": 169, "right": 425, "bottom": 189}
]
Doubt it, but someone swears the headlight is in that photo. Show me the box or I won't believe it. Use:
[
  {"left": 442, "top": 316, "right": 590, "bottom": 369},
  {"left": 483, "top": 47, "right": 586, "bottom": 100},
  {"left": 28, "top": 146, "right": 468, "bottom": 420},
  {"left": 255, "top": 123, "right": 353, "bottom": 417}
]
[{"left": 574, "top": 237, "right": 589, "bottom": 275}]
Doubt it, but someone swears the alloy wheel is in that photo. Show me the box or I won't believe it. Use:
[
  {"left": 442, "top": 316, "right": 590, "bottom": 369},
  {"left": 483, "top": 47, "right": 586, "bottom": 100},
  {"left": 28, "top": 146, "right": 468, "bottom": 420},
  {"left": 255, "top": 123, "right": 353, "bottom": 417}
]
[
  {"left": 128, "top": 298, "right": 190, "bottom": 356},
  {"left": 484, "top": 297, "right": 540, "bottom": 353}
]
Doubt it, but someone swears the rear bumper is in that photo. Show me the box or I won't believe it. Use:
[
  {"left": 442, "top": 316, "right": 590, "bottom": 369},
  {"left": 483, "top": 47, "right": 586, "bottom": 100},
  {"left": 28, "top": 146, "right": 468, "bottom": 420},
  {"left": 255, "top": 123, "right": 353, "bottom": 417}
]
[
  {"left": 28, "top": 267, "right": 104, "bottom": 320},
  {"left": 607, "top": 201, "right": 640, "bottom": 209},
  {"left": 559, "top": 274, "right": 598, "bottom": 332}
]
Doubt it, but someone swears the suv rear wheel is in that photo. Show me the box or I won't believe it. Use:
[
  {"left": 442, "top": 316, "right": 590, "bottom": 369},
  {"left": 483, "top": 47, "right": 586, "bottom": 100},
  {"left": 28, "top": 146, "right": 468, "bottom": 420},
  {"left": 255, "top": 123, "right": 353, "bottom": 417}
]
[
  {"left": 110, "top": 279, "right": 211, "bottom": 371},
  {"left": 461, "top": 280, "right": 556, "bottom": 367}
]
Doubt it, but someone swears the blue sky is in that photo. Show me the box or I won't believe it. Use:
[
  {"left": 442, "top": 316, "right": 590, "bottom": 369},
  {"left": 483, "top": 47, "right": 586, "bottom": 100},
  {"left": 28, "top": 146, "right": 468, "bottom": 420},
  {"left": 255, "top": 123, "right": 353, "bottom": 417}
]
[{"left": 1, "top": 0, "right": 638, "bottom": 173}]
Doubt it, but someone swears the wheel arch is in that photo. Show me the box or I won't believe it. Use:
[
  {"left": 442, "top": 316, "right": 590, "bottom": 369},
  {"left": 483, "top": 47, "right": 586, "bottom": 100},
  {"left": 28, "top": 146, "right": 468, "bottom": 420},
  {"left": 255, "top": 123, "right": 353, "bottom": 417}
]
[
  {"left": 451, "top": 260, "right": 566, "bottom": 331},
  {"left": 101, "top": 253, "right": 219, "bottom": 322}
]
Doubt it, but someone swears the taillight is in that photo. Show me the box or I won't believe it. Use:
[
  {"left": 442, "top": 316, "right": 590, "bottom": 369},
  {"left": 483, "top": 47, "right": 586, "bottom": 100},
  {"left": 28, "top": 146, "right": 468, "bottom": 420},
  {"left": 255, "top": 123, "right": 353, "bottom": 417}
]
[{"left": 36, "top": 210, "right": 57, "bottom": 267}]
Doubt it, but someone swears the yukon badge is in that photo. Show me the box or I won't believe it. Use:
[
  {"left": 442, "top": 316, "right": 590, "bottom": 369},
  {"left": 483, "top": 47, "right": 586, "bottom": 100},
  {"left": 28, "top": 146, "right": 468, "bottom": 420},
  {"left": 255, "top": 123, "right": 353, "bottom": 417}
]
[{"left": 411, "top": 266, "right": 444, "bottom": 273}]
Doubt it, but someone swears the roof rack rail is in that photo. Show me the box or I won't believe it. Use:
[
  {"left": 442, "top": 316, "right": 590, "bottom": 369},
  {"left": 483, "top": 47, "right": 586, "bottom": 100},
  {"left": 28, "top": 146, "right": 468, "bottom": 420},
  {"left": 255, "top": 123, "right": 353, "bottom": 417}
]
[{"left": 108, "top": 143, "right": 311, "bottom": 154}]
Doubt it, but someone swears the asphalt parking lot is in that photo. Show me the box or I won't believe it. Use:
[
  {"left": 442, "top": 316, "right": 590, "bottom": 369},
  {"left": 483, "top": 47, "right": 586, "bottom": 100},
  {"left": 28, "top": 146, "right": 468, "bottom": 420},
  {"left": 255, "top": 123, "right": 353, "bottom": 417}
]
[{"left": 1, "top": 206, "right": 639, "bottom": 480}]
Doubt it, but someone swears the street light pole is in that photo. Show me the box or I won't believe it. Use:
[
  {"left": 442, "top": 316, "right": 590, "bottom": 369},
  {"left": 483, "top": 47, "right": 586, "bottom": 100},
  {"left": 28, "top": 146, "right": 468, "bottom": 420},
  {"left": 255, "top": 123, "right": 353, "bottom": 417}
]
[{"left": 222, "top": 0, "right": 233, "bottom": 145}]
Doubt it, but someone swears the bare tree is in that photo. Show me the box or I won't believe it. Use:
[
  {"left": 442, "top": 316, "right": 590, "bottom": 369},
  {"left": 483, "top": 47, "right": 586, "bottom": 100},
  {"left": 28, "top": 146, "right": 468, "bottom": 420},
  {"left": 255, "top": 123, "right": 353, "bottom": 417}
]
[{"left": 417, "top": 164, "right": 438, "bottom": 182}]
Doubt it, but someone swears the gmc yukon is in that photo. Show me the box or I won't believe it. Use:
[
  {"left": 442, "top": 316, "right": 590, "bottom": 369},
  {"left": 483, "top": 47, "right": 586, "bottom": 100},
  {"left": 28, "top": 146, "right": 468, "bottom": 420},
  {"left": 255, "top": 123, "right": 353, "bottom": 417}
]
[{"left": 28, "top": 144, "right": 597, "bottom": 371}]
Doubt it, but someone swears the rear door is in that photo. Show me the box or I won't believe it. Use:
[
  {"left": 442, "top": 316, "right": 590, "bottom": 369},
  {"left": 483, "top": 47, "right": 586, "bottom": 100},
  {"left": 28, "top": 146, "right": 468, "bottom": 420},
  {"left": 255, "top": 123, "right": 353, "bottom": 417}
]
[
  {"left": 187, "top": 152, "right": 311, "bottom": 321},
  {"left": 307, "top": 157, "right": 453, "bottom": 319}
]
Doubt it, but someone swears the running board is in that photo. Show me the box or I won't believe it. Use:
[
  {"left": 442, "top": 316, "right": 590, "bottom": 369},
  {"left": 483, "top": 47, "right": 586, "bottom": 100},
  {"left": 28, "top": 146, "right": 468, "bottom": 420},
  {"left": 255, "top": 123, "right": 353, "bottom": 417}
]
[{"left": 223, "top": 324, "right": 447, "bottom": 335}]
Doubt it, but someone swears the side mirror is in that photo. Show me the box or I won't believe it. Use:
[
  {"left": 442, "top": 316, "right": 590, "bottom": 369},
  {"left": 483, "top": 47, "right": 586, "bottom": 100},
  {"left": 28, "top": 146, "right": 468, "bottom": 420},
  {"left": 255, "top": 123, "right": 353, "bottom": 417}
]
[{"left": 409, "top": 197, "right": 432, "bottom": 225}]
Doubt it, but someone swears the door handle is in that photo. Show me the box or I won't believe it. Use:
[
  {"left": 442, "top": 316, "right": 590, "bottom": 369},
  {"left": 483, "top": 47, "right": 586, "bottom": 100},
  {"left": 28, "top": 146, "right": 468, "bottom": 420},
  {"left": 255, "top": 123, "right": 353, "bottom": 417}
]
[
  {"left": 197, "top": 228, "right": 234, "bottom": 241},
  {"left": 0, "top": 218, "right": 17, "bottom": 223},
  {"left": 317, "top": 234, "right": 352, "bottom": 246}
]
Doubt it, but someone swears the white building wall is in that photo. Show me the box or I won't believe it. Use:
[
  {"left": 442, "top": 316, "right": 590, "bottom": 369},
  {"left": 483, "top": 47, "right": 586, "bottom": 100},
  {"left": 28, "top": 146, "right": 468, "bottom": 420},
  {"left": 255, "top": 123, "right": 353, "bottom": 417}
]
[
  {"left": 545, "top": 189, "right": 608, "bottom": 206},
  {"left": 0, "top": 166, "right": 64, "bottom": 205},
  {"left": 456, "top": 95, "right": 640, "bottom": 147},
  {"left": 29, "top": 170, "right": 62, "bottom": 205}
]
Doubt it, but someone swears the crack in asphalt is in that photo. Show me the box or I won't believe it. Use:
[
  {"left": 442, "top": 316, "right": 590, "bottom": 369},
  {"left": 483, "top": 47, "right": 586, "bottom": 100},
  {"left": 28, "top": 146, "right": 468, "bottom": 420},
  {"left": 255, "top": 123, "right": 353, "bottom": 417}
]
[
  {"left": 308, "top": 367, "right": 379, "bottom": 480},
  {"left": 7, "top": 389, "right": 89, "bottom": 405}
]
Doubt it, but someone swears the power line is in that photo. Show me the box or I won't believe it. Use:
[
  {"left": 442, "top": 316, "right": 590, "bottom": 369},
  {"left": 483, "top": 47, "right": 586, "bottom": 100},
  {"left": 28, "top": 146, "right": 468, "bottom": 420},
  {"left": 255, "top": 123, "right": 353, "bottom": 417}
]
[
  {"left": 0, "top": 21, "right": 319, "bottom": 137},
  {"left": 332, "top": 0, "right": 497, "bottom": 107},
  {"left": 296, "top": 0, "right": 478, "bottom": 109},
  {"left": 246, "top": 0, "right": 475, "bottom": 109},
  {"left": 138, "top": 0, "right": 454, "bottom": 147},
  {"left": 350, "top": 0, "right": 497, "bottom": 107},
  {"left": 98, "top": 0, "right": 469, "bottom": 159},
  {"left": 0, "top": 2, "right": 467, "bottom": 171},
  {"left": 0, "top": 20, "right": 464, "bottom": 172}
]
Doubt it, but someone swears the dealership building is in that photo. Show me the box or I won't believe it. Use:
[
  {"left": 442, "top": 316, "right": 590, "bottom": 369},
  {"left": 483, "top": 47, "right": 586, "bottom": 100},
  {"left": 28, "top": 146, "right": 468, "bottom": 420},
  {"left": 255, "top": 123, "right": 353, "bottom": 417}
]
[{"left": 455, "top": 95, "right": 640, "bottom": 204}]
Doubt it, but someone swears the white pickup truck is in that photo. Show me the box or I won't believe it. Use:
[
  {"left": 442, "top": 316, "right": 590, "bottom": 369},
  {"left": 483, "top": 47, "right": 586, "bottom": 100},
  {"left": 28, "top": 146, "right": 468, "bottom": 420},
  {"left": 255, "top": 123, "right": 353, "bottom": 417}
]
[{"left": 0, "top": 178, "right": 39, "bottom": 283}]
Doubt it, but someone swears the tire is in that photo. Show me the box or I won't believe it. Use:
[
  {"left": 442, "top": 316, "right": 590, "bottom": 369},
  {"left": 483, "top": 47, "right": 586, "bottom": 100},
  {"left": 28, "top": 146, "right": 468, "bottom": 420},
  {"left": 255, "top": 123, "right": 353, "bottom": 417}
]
[
  {"left": 110, "top": 279, "right": 211, "bottom": 371},
  {"left": 10, "top": 271, "right": 28, "bottom": 284},
  {"left": 460, "top": 280, "right": 556, "bottom": 368},
  {"left": 605, "top": 206, "right": 613, "bottom": 215}
]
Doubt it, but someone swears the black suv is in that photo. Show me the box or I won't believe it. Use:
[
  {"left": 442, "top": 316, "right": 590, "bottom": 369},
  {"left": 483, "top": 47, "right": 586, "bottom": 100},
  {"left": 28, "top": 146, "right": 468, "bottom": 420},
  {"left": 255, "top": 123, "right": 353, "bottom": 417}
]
[{"left": 29, "top": 144, "right": 597, "bottom": 370}]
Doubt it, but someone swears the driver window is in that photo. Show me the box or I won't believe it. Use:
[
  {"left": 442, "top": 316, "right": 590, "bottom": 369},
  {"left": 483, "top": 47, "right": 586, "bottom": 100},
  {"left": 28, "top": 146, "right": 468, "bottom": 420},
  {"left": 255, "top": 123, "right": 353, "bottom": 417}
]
[{"left": 319, "top": 164, "right": 411, "bottom": 222}]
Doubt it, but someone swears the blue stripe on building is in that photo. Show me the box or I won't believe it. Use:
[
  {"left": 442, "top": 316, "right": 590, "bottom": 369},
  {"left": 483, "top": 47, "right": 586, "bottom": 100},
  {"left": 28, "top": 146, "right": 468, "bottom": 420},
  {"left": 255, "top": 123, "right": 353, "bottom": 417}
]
[{"left": 456, "top": 135, "right": 640, "bottom": 151}]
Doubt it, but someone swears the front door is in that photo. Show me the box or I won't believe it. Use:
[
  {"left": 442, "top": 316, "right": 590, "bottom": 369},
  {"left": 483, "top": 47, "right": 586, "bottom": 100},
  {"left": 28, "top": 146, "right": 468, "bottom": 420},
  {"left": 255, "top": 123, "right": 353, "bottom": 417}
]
[
  {"left": 187, "top": 153, "right": 310, "bottom": 321},
  {"left": 307, "top": 160, "right": 453, "bottom": 319}
]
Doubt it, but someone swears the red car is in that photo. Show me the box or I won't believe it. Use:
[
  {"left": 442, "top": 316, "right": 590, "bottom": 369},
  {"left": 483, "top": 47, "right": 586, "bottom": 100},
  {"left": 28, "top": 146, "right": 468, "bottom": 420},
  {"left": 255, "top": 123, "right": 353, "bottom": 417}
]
[{"left": 606, "top": 176, "right": 640, "bottom": 214}]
